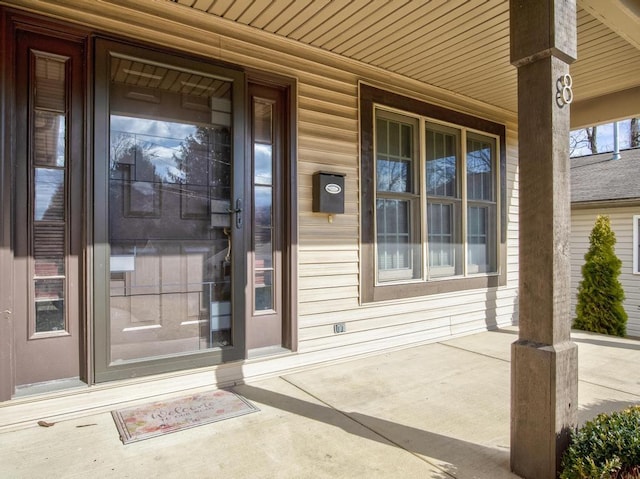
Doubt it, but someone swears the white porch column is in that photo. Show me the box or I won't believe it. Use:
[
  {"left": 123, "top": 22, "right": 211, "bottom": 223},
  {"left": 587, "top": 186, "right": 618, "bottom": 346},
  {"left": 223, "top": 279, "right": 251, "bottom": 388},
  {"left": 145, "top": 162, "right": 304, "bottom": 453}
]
[{"left": 509, "top": 1, "right": 578, "bottom": 478}]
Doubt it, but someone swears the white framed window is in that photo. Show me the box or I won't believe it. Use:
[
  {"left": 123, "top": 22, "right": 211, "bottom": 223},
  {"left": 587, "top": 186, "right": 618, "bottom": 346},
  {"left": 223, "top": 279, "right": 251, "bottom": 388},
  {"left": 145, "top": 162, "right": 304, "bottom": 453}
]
[
  {"left": 360, "top": 84, "right": 506, "bottom": 302},
  {"left": 373, "top": 109, "right": 499, "bottom": 284},
  {"left": 375, "top": 110, "right": 421, "bottom": 282}
]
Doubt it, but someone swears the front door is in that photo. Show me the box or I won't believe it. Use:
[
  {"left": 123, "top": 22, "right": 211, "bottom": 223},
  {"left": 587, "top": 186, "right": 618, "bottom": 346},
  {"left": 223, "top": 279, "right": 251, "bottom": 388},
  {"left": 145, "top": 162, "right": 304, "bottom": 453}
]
[
  {"left": 93, "top": 39, "right": 246, "bottom": 381},
  {"left": 11, "top": 28, "right": 85, "bottom": 395}
]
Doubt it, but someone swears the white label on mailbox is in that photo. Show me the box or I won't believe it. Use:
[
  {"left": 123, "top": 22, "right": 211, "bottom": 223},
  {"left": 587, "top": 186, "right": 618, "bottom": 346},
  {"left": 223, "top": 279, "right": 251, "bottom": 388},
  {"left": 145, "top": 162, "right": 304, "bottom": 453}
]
[{"left": 325, "top": 183, "right": 342, "bottom": 195}]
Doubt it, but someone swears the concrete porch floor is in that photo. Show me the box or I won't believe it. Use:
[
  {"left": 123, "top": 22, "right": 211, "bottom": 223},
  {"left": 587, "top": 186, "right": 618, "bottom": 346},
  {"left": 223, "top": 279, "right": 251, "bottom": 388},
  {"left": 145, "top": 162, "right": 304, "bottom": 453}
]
[{"left": 2, "top": 327, "right": 639, "bottom": 478}]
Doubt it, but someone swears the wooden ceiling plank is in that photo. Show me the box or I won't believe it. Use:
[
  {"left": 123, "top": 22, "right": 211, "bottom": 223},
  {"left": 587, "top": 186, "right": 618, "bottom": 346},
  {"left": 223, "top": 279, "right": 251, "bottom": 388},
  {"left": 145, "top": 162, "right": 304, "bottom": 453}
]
[
  {"left": 333, "top": 1, "right": 435, "bottom": 59},
  {"left": 286, "top": 1, "right": 354, "bottom": 41},
  {"left": 579, "top": 46, "right": 640, "bottom": 67},
  {"left": 411, "top": 42, "right": 510, "bottom": 85},
  {"left": 578, "top": 24, "right": 619, "bottom": 45},
  {"left": 336, "top": 0, "right": 450, "bottom": 57},
  {"left": 452, "top": 66, "right": 516, "bottom": 94},
  {"left": 363, "top": 0, "right": 504, "bottom": 66},
  {"left": 359, "top": 2, "right": 507, "bottom": 70},
  {"left": 426, "top": 58, "right": 513, "bottom": 95},
  {"left": 571, "top": 61, "right": 640, "bottom": 86},
  {"left": 191, "top": 0, "right": 215, "bottom": 11},
  {"left": 236, "top": 0, "right": 283, "bottom": 24},
  {"left": 223, "top": 0, "right": 259, "bottom": 20},
  {"left": 174, "top": 0, "right": 197, "bottom": 6},
  {"left": 360, "top": 1, "right": 480, "bottom": 64},
  {"left": 314, "top": 0, "right": 415, "bottom": 53},
  {"left": 447, "top": 55, "right": 514, "bottom": 87},
  {"left": 578, "top": 0, "right": 640, "bottom": 50},
  {"left": 260, "top": 0, "right": 314, "bottom": 33},
  {"left": 313, "top": 0, "right": 396, "bottom": 53},
  {"left": 571, "top": 60, "right": 640, "bottom": 91},
  {"left": 395, "top": 14, "right": 509, "bottom": 78},
  {"left": 246, "top": 0, "right": 295, "bottom": 29},
  {"left": 252, "top": 0, "right": 311, "bottom": 33},
  {"left": 401, "top": 30, "right": 509, "bottom": 79},
  {"left": 301, "top": 0, "right": 374, "bottom": 44},
  {"left": 203, "top": 0, "right": 233, "bottom": 16},
  {"left": 579, "top": 40, "right": 635, "bottom": 63},
  {"left": 275, "top": 0, "right": 332, "bottom": 37}
]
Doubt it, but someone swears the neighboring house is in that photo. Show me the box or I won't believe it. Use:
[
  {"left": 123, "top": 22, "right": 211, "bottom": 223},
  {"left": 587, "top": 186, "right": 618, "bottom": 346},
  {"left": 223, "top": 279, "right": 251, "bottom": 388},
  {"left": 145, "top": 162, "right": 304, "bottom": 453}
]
[
  {"left": 1, "top": 3, "right": 640, "bottom": 473},
  {"left": 570, "top": 147, "right": 640, "bottom": 337}
]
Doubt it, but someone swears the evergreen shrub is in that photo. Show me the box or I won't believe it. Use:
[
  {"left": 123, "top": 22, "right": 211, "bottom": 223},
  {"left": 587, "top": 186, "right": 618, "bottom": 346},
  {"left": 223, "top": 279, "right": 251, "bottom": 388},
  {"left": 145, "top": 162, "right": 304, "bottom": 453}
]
[
  {"left": 561, "top": 406, "right": 640, "bottom": 479},
  {"left": 573, "top": 215, "right": 627, "bottom": 336}
]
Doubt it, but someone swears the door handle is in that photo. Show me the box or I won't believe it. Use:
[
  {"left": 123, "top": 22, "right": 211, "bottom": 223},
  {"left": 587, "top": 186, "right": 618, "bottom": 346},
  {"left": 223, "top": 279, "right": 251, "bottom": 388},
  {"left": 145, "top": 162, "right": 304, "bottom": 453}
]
[
  {"left": 228, "top": 198, "right": 243, "bottom": 229},
  {"left": 223, "top": 227, "right": 232, "bottom": 263}
]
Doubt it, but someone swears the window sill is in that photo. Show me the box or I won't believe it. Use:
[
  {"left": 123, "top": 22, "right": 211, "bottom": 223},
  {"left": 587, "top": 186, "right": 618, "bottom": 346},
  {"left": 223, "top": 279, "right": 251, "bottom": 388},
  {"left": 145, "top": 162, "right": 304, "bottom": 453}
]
[{"left": 364, "top": 272, "right": 504, "bottom": 304}]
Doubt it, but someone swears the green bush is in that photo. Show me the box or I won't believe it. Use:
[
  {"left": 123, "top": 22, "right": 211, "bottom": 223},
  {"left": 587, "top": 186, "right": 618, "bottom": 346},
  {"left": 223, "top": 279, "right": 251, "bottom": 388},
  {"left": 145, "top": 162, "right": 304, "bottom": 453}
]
[
  {"left": 561, "top": 406, "right": 640, "bottom": 479},
  {"left": 573, "top": 215, "right": 627, "bottom": 337}
]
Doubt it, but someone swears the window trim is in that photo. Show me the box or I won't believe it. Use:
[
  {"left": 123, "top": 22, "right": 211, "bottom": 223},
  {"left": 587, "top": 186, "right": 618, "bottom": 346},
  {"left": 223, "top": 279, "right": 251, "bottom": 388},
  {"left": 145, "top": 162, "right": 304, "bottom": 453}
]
[
  {"left": 634, "top": 215, "right": 640, "bottom": 275},
  {"left": 360, "top": 84, "right": 507, "bottom": 303}
]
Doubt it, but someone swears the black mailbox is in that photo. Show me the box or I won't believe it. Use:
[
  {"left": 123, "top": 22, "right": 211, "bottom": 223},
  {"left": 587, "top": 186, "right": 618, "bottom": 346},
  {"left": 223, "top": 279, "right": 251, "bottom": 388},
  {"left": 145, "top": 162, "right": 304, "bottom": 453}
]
[{"left": 312, "top": 171, "right": 345, "bottom": 214}]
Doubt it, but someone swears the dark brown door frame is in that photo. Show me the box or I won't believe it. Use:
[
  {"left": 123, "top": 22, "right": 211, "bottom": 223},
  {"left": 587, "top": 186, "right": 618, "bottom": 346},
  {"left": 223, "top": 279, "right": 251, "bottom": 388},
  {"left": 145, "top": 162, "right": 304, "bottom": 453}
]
[
  {"left": 0, "top": 9, "right": 299, "bottom": 402},
  {"left": 246, "top": 74, "right": 298, "bottom": 354},
  {"left": 0, "top": 7, "right": 13, "bottom": 402},
  {"left": 0, "top": 9, "right": 89, "bottom": 401}
]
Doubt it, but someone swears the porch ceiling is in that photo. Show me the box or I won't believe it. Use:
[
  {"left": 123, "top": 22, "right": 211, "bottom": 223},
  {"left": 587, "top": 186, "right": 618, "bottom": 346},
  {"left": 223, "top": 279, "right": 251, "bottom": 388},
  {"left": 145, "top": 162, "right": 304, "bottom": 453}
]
[{"left": 171, "top": 0, "right": 640, "bottom": 121}]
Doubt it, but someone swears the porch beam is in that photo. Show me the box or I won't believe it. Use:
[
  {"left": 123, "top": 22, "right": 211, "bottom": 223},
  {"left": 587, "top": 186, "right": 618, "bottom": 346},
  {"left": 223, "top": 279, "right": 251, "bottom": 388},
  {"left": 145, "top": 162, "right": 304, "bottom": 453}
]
[
  {"left": 509, "top": 1, "right": 579, "bottom": 478},
  {"left": 578, "top": 0, "right": 640, "bottom": 50},
  {"left": 570, "top": 86, "right": 640, "bottom": 129}
]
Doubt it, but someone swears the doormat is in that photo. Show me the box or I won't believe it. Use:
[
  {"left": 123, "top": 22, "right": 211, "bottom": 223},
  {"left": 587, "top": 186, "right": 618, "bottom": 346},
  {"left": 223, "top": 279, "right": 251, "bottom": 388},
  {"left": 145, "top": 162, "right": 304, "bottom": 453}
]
[{"left": 111, "top": 389, "right": 259, "bottom": 444}]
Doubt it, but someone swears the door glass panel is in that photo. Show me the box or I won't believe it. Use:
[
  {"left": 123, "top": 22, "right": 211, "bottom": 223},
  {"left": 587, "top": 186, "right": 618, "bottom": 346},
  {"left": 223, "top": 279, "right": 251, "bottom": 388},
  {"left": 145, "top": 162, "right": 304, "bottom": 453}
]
[
  {"left": 34, "top": 54, "right": 66, "bottom": 110},
  {"left": 253, "top": 100, "right": 275, "bottom": 312},
  {"left": 255, "top": 270, "right": 273, "bottom": 312},
  {"left": 31, "top": 53, "right": 68, "bottom": 335},
  {"left": 34, "top": 111, "right": 66, "bottom": 167},
  {"left": 34, "top": 223, "right": 65, "bottom": 276},
  {"left": 35, "top": 168, "right": 65, "bottom": 220},
  {"left": 108, "top": 55, "right": 234, "bottom": 363},
  {"left": 34, "top": 279, "right": 65, "bottom": 332},
  {"left": 255, "top": 144, "right": 273, "bottom": 184}
]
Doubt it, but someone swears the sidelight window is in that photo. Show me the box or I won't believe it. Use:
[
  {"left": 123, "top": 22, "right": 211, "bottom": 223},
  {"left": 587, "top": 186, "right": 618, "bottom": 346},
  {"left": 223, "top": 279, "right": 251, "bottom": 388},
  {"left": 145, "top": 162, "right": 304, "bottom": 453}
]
[{"left": 31, "top": 53, "right": 69, "bottom": 335}]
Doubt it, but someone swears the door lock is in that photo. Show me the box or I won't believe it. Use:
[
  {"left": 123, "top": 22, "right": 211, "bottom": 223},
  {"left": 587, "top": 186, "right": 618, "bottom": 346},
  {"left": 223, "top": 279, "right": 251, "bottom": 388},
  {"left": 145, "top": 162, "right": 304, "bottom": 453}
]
[{"left": 228, "top": 198, "right": 243, "bottom": 229}]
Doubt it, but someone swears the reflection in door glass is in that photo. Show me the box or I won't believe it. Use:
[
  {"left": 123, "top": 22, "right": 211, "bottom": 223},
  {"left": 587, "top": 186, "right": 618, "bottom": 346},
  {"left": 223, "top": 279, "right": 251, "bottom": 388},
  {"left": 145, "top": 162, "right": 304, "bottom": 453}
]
[
  {"left": 31, "top": 53, "right": 68, "bottom": 335},
  {"left": 35, "top": 279, "right": 65, "bottom": 332},
  {"left": 108, "top": 55, "right": 233, "bottom": 363},
  {"left": 253, "top": 100, "right": 275, "bottom": 312}
]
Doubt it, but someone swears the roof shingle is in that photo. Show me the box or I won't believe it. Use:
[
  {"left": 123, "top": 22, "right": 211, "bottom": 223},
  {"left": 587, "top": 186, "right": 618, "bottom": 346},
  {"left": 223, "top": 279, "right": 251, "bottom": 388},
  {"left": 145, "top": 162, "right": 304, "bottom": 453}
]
[{"left": 570, "top": 148, "right": 640, "bottom": 204}]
